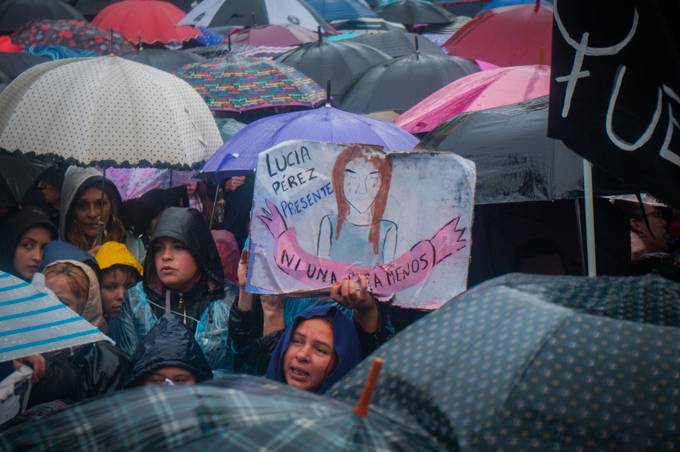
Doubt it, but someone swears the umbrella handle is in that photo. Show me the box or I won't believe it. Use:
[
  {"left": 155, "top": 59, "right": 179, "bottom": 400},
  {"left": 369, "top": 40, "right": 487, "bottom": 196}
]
[{"left": 352, "top": 357, "right": 384, "bottom": 417}]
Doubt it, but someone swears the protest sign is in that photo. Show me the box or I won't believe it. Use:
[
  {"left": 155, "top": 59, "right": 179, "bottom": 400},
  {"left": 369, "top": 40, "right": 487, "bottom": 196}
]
[{"left": 247, "top": 140, "right": 476, "bottom": 309}]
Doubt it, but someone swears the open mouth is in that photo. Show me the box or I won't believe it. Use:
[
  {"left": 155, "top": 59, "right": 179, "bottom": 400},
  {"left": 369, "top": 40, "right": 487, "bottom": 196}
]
[{"left": 288, "top": 366, "right": 310, "bottom": 380}]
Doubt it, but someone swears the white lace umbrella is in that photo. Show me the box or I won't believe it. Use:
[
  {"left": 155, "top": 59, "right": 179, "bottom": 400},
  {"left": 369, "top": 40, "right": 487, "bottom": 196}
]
[{"left": 0, "top": 56, "right": 222, "bottom": 169}]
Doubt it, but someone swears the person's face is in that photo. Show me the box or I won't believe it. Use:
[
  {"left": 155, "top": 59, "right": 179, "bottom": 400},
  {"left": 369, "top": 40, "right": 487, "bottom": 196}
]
[
  {"left": 283, "top": 318, "right": 336, "bottom": 392},
  {"left": 142, "top": 367, "right": 197, "bottom": 386},
  {"left": 13, "top": 226, "right": 52, "bottom": 281},
  {"left": 37, "top": 180, "right": 60, "bottom": 206},
  {"left": 343, "top": 158, "right": 381, "bottom": 214},
  {"left": 100, "top": 268, "right": 137, "bottom": 318},
  {"left": 153, "top": 238, "right": 199, "bottom": 292},
  {"left": 45, "top": 274, "right": 86, "bottom": 315},
  {"left": 74, "top": 187, "right": 111, "bottom": 241},
  {"left": 186, "top": 181, "right": 198, "bottom": 197}
]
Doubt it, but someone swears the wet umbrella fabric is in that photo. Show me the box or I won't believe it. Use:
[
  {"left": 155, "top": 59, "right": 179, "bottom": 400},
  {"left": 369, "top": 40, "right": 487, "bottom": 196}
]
[
  {"left": 375, "top": 0, "right": 456, "bottom": 25},
  {"left": 419, "top": 96, "right": 583, "bottom": 204},
  {"left": 0, "top": 376, "right": 442, "bottom": 451},
  {"left": 74, "top": 0, "right": 196, "bottom": 18},
  {"left": 0, "top": 155, "right": 49, "bottom": 207},
  {"left": 122, "top": 49, "right": 206, "bottom": 73},
  {"left": 444, "top": 3, "right": 552, "bottom": 67},
  {"left": 330, "top": 272, "right": 680, "bottom": 450},
  {"left": 306, "top": 0, "right": 377, "bottom": 21},
  {"left": 11, "top": 19, "right": 134, "bottom": 56},
  {"left": 174, "top": 55, "right": 325, "bottom": 113},
  {"left": 339, "top": 52, "right": 479, "bottom": 114},
  {"left": 201, "top": 105, "right": 419, "bottom": 175},
  {"left": 275, "top": 40, "right": 391, "bottom": 97},
  {"left": 0, "top": 0, "right": 84, "bottom": 34},
  {"left": 229, "top": 24, "right": 318, "bottom": 47},
  {"left": 0, "top": 52, "right": 48, "bottom": 80},
  {"left": 0, "top": 57, "right": 222, "bottom": 169},
  {"left": 330, "top": 17, "right": 405, "bottom": 31},
  {"left": 347, "top": 29, "right": 444, "bottom": 57}
]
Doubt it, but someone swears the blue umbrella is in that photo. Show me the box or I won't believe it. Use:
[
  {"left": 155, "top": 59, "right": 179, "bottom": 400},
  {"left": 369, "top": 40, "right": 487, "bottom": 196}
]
[
  {"left": 201, "top": 105, "right": 419, "bottom": 176},
  {"left": 306, "top": 0, "right": 376, "bottom": 21}
]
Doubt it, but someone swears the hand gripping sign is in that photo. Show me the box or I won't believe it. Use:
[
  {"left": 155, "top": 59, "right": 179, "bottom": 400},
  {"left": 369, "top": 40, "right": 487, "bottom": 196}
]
[{"left": 247, "top": 140, "right": 476, "bottom": 310}]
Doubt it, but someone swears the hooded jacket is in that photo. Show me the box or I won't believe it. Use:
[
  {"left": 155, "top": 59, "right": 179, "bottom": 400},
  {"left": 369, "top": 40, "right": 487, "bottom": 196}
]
[
  {"left": 0, "top": 206, "right": 56, "bottom": 279},
  {"left": 121, "top": 207, "right": 238, "bottom": 373},
  {"left": 265, "top": 304, "right": 362, "bottom": 394},
  {"left": 126, "top": 314, "right": 213, "bottom": 387}
]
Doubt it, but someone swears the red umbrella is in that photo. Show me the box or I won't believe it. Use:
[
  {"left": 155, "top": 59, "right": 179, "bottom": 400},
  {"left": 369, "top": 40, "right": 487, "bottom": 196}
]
[
  {"left": 230, "top": 25, "right": 318, "bottom": 47},
  {"left": 443, "top": 2, "right": 552, "bottom": 67},
  {"left": 92, "top": 0, "right": 199, "bottom": 45},
  {"left": 0, "top": 35, "right": 22, "bottom": 52}
]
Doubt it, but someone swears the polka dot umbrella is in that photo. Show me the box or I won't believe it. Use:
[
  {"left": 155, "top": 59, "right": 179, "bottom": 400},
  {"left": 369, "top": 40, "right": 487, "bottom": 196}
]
[
  {"left": 330, "top": 273, "right": 680, "bottom": 450},
  {"left": 0, "top": 56, "right": 222, "bottom": 169}
]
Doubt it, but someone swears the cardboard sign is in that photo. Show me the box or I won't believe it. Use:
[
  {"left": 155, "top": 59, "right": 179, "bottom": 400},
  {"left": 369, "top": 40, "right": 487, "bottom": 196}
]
[
  {"left": 548, "top": 0, "right": 680, "bottom": 207},
  {"left": 247, "top": 140, "right": 476, "bottom": 309}
]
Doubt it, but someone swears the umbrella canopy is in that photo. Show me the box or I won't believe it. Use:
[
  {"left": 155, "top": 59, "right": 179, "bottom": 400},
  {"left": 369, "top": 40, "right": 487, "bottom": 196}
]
[
  {"left": 122, "top": 48, "right": 206, "bottom": 72},
  {"left": 444, "top": 3, "right": 552, "bottom": 67},
  {"left": 1, "top": 376, "right": 441, "bottom": 450},
  {"left": 0, "top": 35, "right": 23, "bottom": 52},
  {"left": 375, "top": 0, "right": 456, "bottom": 25},
  {"left": 175, "top": 54, "right": 326, "bottom": 113},
  {"left": 0, "top": 155, "right": 49, "bottom": 207},
  {"left": 276, "top": 39, "right": 391, "bottom": 97},
  {"left": 397, "top": 64, "right": 550, "bottom": 133},
  {"left": 0, "top": 52, "right": 48, "bottom": 80},
  {"left": 11, "top": 19, "right": 134, "bottom": 56},
  {"left": 92, "top": 0, "right": 200, "bottom": 45},
  {"left": 306, "top": 0, "right": 377, "bottom": 21},
  {"left": 201, "top": 104, "right": 419, "bottom": 175},
  {"left": 179, "top": 0, "right": 333, "bottom": 33},
  {"left": 347, "top": 29, "right": 444, "bottom": 57},
  {"left": 479, "top": 0, "right": 552, "bottom": 13},
  {"left": 330, "top": 272, "right": 680, "bottom": 450},
  {"left": 339, "top": 52, "right": 479, "bottom": 114},
  {"left": 0, "top": 0, "right": 84, "bottom": 35},
  {"left": 230, "top": 24, "right": 318, "bottom": 47},
  {"left": 330, "top": 17, "right": 406, "bottom": 31},
  {"left": 74, "top": 0, "right": 196, "bottom": 19},
  {"left": 0, "top": 56, "right": 222, "bottom": 169},
  {"left": 419, "top": 96, "right": 583, "bottom": 204}
]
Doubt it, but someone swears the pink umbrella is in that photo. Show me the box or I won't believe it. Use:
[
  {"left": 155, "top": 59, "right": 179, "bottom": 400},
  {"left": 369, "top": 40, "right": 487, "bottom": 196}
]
[
  {"left": 396, "top": 64, "right": 549, "bottom": 134},
  {"left": 443, "top": 3, "right": 552, "bottom": 67},
  {"left": 229, "top": 24, "right": 319, "bottom": 47}
]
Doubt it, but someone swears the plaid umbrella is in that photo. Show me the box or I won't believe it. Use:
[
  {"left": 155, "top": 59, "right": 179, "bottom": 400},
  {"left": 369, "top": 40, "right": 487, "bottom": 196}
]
[
  {"left": 330, "top": 273, "right": 680, "bottom": 450},
  {"left": 174, "top": 54, "right": 325, "bottom": 112},
  {"left": 0, "top": 376, "right": 442, "bottom": 450},
  {"left": 11, "top": 19, "right": 134, "bottom": 56}
]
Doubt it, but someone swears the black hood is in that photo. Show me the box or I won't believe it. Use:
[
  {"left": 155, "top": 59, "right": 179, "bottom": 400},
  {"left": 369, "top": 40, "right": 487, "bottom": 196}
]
[
  {"left": 126, "top": 314, "right": 213, "bottom": 387},
  {"left": 0, "top": 206, "right": 56, "bottom": 278},
  {"left": 144, "top": 207, "right": 224, "bottom": 300}
]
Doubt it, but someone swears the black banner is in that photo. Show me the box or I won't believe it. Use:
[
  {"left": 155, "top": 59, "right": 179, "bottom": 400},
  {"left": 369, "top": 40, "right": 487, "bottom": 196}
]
[{"left": 548, "top": 0, "right": 680, "bottom": 207}]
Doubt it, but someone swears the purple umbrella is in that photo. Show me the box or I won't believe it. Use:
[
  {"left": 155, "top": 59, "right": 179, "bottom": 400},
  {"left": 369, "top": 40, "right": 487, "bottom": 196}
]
[{"left": 201, "top": 105, "right": 419, "bottom": 176}]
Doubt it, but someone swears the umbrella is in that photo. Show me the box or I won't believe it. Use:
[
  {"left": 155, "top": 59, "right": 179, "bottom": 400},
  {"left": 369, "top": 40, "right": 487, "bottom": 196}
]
[
  {"left": 0, "top": 35, "right": 23, "bottom": 52},
  {"left": 179, "top": 0, "right": 333, "bottom": 34},
  {"left": 74, "top": 0, "right": 197, "bottom": 19},
  {"left": 174, "top": 54, "right": 326, "bottom": 113},
  {"left": 1, "top": 375, "right": 442, "bottom": 450},
  {"left": 479, "top": 0, "right": 552, "bottom": 13},
  {"left": 0, "top": 270, "right": 112, "bottom": 362},
  {"left": 25, "top": 45, "right": 96, "bottom": 60},
  {"left": 330, "top": 272, "right": 680, "bottom": 450},
  {"left": 375, "top": 0, "right": 456, "bottom": 25},
  {"left": 330, "top": 17, "right": 406, "bottom": 31},
  {"left": 92, "top": 0, "right": 200, "bottom": 45},
  {"left": 347, "top": 29, "right": 444, "bottom": 57},
  {"left": 0, "top": 0, "right": 84, "bottom": 35},
  {"left": 339, "top": 52, "right": 479, "bottom": 114},
  {"left": 306, "top": 0, "right": 377, "bottom": 21},
  {"left": 122, "top": 48, "right": 206, "bottom": 72},
  {"left": 11, "top": 19, "right": 134, "bottom": 56},
  {"left": 0, "top": 155, "right": 49, "bottom": 208},
  {"left": 418, "top": 96, "right": 584, "bottom": 204},
  {"left": 444, "top": 3, "right": 552, "bottom": 67},
  {"left": 397, "top": 64, "right": 550, "bottom": 133},
  {"left": 0, "top": 56, "right": 222, "bottom": 169},
  {"left": 0, "top": 52, "right": 48, "bottom": 80},
  {"left": 201, "top": 104, "right": 419, "bottom": 176},
  {"left": 275, "top": 38, "right": 391, "bottom": 97},
  {"left": 229, "top": 24, "right": 318, "bottom": 47}
]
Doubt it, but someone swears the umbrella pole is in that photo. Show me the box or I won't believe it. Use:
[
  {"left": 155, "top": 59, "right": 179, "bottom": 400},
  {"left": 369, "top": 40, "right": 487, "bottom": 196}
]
[
  {"left": 353, "top": 357, "right": 384, "bottom": 417},
  {"left": 209, "top": 180, "right": 219, "bottom": 229},
  {"left": 583, "top": 159, "right": 597, "bottom": 276},
  {"left": 574, "top": 199, "right": 587, "bottom": 276}
]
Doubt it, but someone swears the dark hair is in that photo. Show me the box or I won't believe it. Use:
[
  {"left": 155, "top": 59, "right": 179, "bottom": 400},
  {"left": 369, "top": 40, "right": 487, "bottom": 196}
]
[{"left": 513, "top": 239, "right": 566, "bottom": 273}]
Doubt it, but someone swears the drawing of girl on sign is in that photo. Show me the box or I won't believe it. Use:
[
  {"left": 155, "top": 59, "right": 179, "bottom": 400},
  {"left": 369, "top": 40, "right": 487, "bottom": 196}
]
[{"left": 317, "top": 145, "right": 398, "bottom": 267}]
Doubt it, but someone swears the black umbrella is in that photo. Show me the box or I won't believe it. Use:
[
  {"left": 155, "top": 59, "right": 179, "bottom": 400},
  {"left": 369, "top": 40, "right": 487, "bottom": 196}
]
[
  {"left": 0, "top": 155, "right": 49, "bottom": 209},
  {"left": 74, "top": 0, "right": 196, "bottom": 18},
  {"left": 375, "top": 0, "right": 456, "bottom": 25},
  {"left": 330, "top": 17, "right": 406, "bottom": 32},
  {"left": 0, "top": 52, "right": 49, "bottom": 80},
  {"left": 347, "top": 29, "right": 444, "bottom": 58},
  {"left": 1, "top": 375, "right": 442, "bottom": 450},
  {"left": 339, "top": 51, "right": 479, "bottom": 113},
  {"left": 0, "top": 0, "right": 84, "bottom": 34},
  {"left": 276, "top": 37, "right": 391, "bottom": 97},
  {"left": 123, "top": 49, "right": 207, "bottom": 73},
  {"left": 330, "top": 272, "right": 680, "bottom": 450}
]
